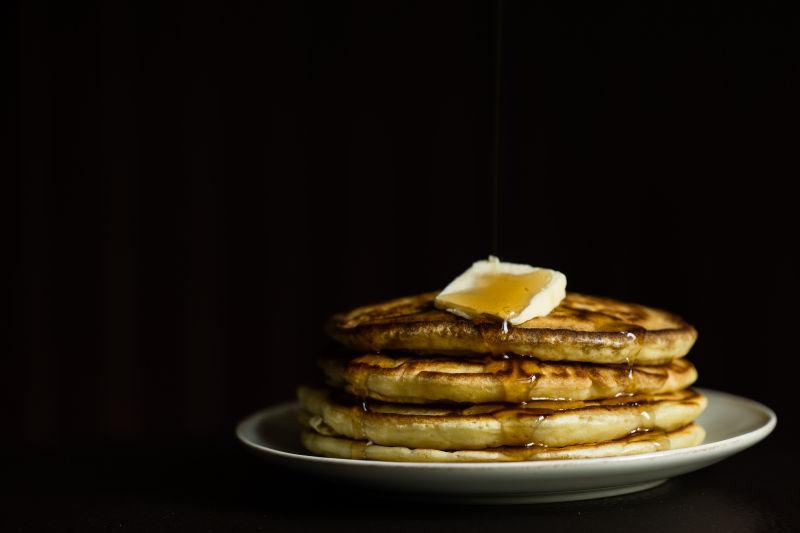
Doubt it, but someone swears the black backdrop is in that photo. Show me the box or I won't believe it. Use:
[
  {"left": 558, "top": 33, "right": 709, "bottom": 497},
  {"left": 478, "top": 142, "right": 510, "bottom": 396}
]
[{"left": 10, "top": 1, "right": 799, "bottom": 454}]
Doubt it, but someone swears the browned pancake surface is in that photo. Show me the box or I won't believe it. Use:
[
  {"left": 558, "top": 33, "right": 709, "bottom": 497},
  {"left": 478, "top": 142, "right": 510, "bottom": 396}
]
[
  {"left": 300, "top": 423, "right": 706, "bottom": 462},
  {"left": 328, "top": 292, "right": 696, "bottom": 364},
  {"left": 321, "top": 354, "right": 698, "bottom": 403},
  {"left": 298, "top": 385, "right": 706, "bottom": 449}
]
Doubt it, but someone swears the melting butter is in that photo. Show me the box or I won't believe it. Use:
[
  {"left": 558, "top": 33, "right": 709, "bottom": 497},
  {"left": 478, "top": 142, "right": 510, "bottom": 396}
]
[{"left": 435, "top": 256, "right": 566, "bottom": 325}]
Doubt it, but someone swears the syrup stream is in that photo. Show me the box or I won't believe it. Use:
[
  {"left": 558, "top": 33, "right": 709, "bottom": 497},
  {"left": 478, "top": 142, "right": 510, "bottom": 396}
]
[{"left": 490, "top": 0, "right": 504, "bottom": 256}]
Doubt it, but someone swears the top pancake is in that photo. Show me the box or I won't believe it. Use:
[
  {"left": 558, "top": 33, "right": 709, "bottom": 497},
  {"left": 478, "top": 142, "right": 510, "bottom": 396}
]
[{"left": 328, "top": 292, "right": 696, "bottom": 365}]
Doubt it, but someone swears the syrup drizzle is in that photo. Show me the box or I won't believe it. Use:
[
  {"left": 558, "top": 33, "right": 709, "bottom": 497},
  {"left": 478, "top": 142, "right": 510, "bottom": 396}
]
[
  {"left": 331, "top": 389, "right": 700, "bottom": 448},
  {"left": 343, "top": 352, "right": 683, "bottom": 405},
  {"left": 490, "top": 0, "right": 505, "bottom": 256}
]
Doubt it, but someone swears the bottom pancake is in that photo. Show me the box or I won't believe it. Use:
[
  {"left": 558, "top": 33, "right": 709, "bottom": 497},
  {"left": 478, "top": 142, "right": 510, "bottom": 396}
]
[{"left": 300, "top": 423, "right": 705, "bottom": 462}]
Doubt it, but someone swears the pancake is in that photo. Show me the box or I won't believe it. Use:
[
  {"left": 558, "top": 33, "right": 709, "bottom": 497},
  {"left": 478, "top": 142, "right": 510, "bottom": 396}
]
[
  {"left": 297, "top": 386, "right": 706, "bottom": 450},
  {"left": 327, "top": 292, "right": 696, "bottom": 365},
  {"left": 300, "top": 422, "right": 706, "bottom": 462},
  {"left": 320, "top": 354, "right": 698, "bottom": 404}
]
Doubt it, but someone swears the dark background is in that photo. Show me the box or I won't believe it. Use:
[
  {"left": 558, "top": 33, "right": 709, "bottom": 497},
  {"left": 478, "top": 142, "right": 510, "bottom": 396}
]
[{"left": 7, "top": 0, "right": 800, "bottom": 530}]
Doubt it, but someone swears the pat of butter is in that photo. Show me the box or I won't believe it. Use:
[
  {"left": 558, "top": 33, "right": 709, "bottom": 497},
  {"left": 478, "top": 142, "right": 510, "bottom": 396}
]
[{"left": 434, "top": 256, "right": 566, "bottom": 325}]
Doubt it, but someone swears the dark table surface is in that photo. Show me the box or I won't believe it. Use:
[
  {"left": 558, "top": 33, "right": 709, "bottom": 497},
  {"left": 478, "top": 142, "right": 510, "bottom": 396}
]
[{"left": 5, "top": 431, "right": 797, "bottom": 533}]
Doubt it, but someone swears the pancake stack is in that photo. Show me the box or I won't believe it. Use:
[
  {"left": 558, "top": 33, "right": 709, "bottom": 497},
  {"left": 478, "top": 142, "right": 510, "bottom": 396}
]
[{"left": 298, "top": 292, "right": 705, "bottom": 462}]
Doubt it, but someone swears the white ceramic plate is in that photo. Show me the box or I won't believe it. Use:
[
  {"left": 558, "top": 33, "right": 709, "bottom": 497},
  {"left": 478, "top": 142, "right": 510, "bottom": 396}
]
[{"left": 236, "top": 388, "right": 776, "bottom": 503}]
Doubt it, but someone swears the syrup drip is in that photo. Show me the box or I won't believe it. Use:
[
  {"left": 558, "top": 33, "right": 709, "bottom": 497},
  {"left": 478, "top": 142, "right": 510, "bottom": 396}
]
[
  {"left": 623, "top": 355, "right": 635, "bottom": 394},
  {"left": 490, "top": 0, "right": 504, "bottom": 255},
  {"left": 636, "top": 405, "right": 658, "bottom": 433},
  {"left": 356, "top": 399, "right": 370, "bottom": 440},
  {"left": 623, "top": 330, "right": 643, "bottom": 365},
  {"left": 482, "top": 354, "right": 543, "bottom": 402}
]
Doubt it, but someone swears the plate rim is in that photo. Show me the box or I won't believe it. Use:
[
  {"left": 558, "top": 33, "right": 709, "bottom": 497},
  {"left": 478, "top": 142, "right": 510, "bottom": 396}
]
[{"left": 235, "top": 387, "right": 777, "bottom": 470}]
